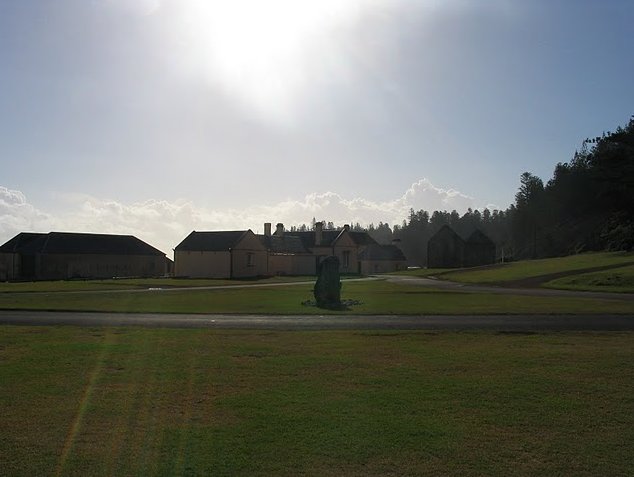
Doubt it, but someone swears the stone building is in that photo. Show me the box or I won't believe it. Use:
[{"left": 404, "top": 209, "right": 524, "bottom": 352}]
[
  {"left": 0, "top": 232, "right": 168, "bottom": 281},
  {"left": 358, "top": 243, "right": 407, "bottom": 275},
  {"left": 427, "top": 225, "right": 465, "bottom": 268},
  {"left": 464, "top": 229, "right": 496, "bottom": 267},
  {"left": 271, "top": 222, "right": 406, "bottom": 275},
  {"left": 174, "top": 222, "right": 408, "bottom": 278},
  {"left": 174, "top": 230, "right": 268, "bottom": 278},
  {"left": 259, "top": 223, "right": 315, "bottom": 276},
  {"left": 427, "top": 225, "right": 496, "bottom": 268}
]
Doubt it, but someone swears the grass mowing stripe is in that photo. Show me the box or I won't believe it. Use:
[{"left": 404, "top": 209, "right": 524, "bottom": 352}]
[
  {"left": 2, "top": 327, "right": 633, "bottom": 476},
  {"left": 55, "top": 331, "right": 115, "bottom": 477}
]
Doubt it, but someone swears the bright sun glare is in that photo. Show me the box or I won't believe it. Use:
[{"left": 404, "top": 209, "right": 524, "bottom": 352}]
[{"left": 178, "top": 0, "right": 365, "bottom": 120}]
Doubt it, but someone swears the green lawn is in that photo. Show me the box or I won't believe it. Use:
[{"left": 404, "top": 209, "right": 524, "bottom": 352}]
[
  {"left": 0, "top": 275, "right": 317, "bottom": 293},
  {"left": 0, "top": 280, "right": 632, "bottom": 314},
  {"left": 544, "top": 264, "right": 634, "bottom": 293},
  {"left": 389, "top": 267, "right": 455, "bottom": 277},
  {"left": 1, "top": 326, "right": 633, "bottom": 476},
  {"left": 440, "top": 251, "right": 634, "bottom": 285}
]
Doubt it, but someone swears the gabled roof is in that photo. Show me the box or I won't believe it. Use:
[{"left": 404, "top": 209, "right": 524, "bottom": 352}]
[
  {"left": 258, "top": 234, "right": 310, "bottom": 254},
  {"left": 281, "top": 229, "right": 377, "bottom": 248},
  {"left": 429, "top": 225, "right": 463, "bottom": 243},
  {"left": 466, "top": 229, "right": 495, "bottom": 245},
  {"left": 348, "top": 231, "right": 377, "bottom": 246},
  {"left": 175, "top": 231, "right": 251, "bottom": 252},
  {"left": 429, "top": 225, "right": 495, "bottom": 247},
  {"left": 0, "top": 232, "right": 165, "bottom": 256},
  {"left": 358, "top": 244, "right": 407, "bottom": 261},
  {"left": 0, "top": 232, "right": 46, "bottom": 253},
  {"left": 280, "top": 231, "right": 337, "bottom": 249}
]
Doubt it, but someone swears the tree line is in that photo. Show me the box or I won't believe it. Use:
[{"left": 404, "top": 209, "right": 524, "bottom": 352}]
[{"left": 290, "top": 116, "right": 633, "bottom": 266}]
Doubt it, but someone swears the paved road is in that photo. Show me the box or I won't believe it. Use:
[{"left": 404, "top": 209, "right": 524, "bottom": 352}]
[{"left": 1, "top": 310, "right": 633, "bottom": 331}]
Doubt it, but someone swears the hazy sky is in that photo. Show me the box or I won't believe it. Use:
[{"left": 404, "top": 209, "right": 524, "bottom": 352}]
[{"left": 1, "top": 0, "right": 632, "bottom": 255}]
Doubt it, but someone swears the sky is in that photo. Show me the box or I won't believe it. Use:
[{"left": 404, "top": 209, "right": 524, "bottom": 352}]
[{"left": 1, "top": 0, "right": 632, "bottom": 256}]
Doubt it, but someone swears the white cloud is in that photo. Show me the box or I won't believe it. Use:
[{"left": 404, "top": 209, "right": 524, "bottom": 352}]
[
  {"left": 0, "top": 179, "right": 493, "bottom": 257},
  {"left": 0, "top": 186, "right": 55, "bottom": 237},
  {"left": 399, "top": 178, "right": 477, "bottom": 212}
]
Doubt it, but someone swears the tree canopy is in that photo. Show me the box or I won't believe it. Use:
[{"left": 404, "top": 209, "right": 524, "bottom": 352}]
[{"left": 288, "top": 116, "right": 633, "bottom": 265}]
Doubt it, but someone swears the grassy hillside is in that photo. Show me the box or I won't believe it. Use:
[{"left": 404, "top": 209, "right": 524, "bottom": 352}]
[
  {"left": 544, "top": 264, "right": 634, "bottom": 293},
  {"left": 435, "top": 252, "right": 634, "bottom": 287}
]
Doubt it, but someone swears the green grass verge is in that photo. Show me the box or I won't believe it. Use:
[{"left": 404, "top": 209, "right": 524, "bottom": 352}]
[
  {"left": 441, "top": 251, "right": 634, "bottom": 284},
  {"left": 389, "top": 267, "right": 455, "bottom": 277},
  {"left": 2, "top": 326, "right": 633, "bottom": 476},
  {"left": 0, "top": 275, "right": 318, "bottom": 293},
  {"left": 544, "top": 264, "right": 634, "bottom": 293},
  {"left": 0, "top": 280, "right": 632, "bottom": 314}
]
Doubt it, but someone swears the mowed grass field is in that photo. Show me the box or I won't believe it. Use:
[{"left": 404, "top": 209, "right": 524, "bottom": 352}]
[
  {"left": 439, "top": 251, "right": 634, "bottom": 285},
  {"left": 0, "top": 275, "right": 317, "bottom": 293},
  {"left": 396, "top": 251, "right": 634, "bottom": 292},
  {"left": 1, "top": 326, "right": 633, "bottom": 476},
  {"left": 0, "top": 280, "right": 633, "bottom": 314},
  {"left": 544, "top": 264, "right": 634, "bottom": 293}
]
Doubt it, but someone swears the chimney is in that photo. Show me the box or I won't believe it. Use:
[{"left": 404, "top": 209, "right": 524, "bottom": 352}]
[
  {"left": 275, "top": 223, "right": 284, "bottom": 236},
  {"left": 315, "top": 221, "right": 323, "bottom": 246},
  {"left": 264, "top": 223, "right": 271, "bottom": 236}
]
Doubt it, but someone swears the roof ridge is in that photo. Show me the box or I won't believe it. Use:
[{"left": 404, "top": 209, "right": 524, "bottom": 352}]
[{"left": 234, "top": 230, "right": 251, "bottom": 248}]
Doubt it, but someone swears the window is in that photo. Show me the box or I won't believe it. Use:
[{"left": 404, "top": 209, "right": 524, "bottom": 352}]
[
  {"left": 342, "top": 251, "right": 350, "bottom": 269},
  {"left": 247, "top": 253, "right": 255, "bottom": 267}
]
